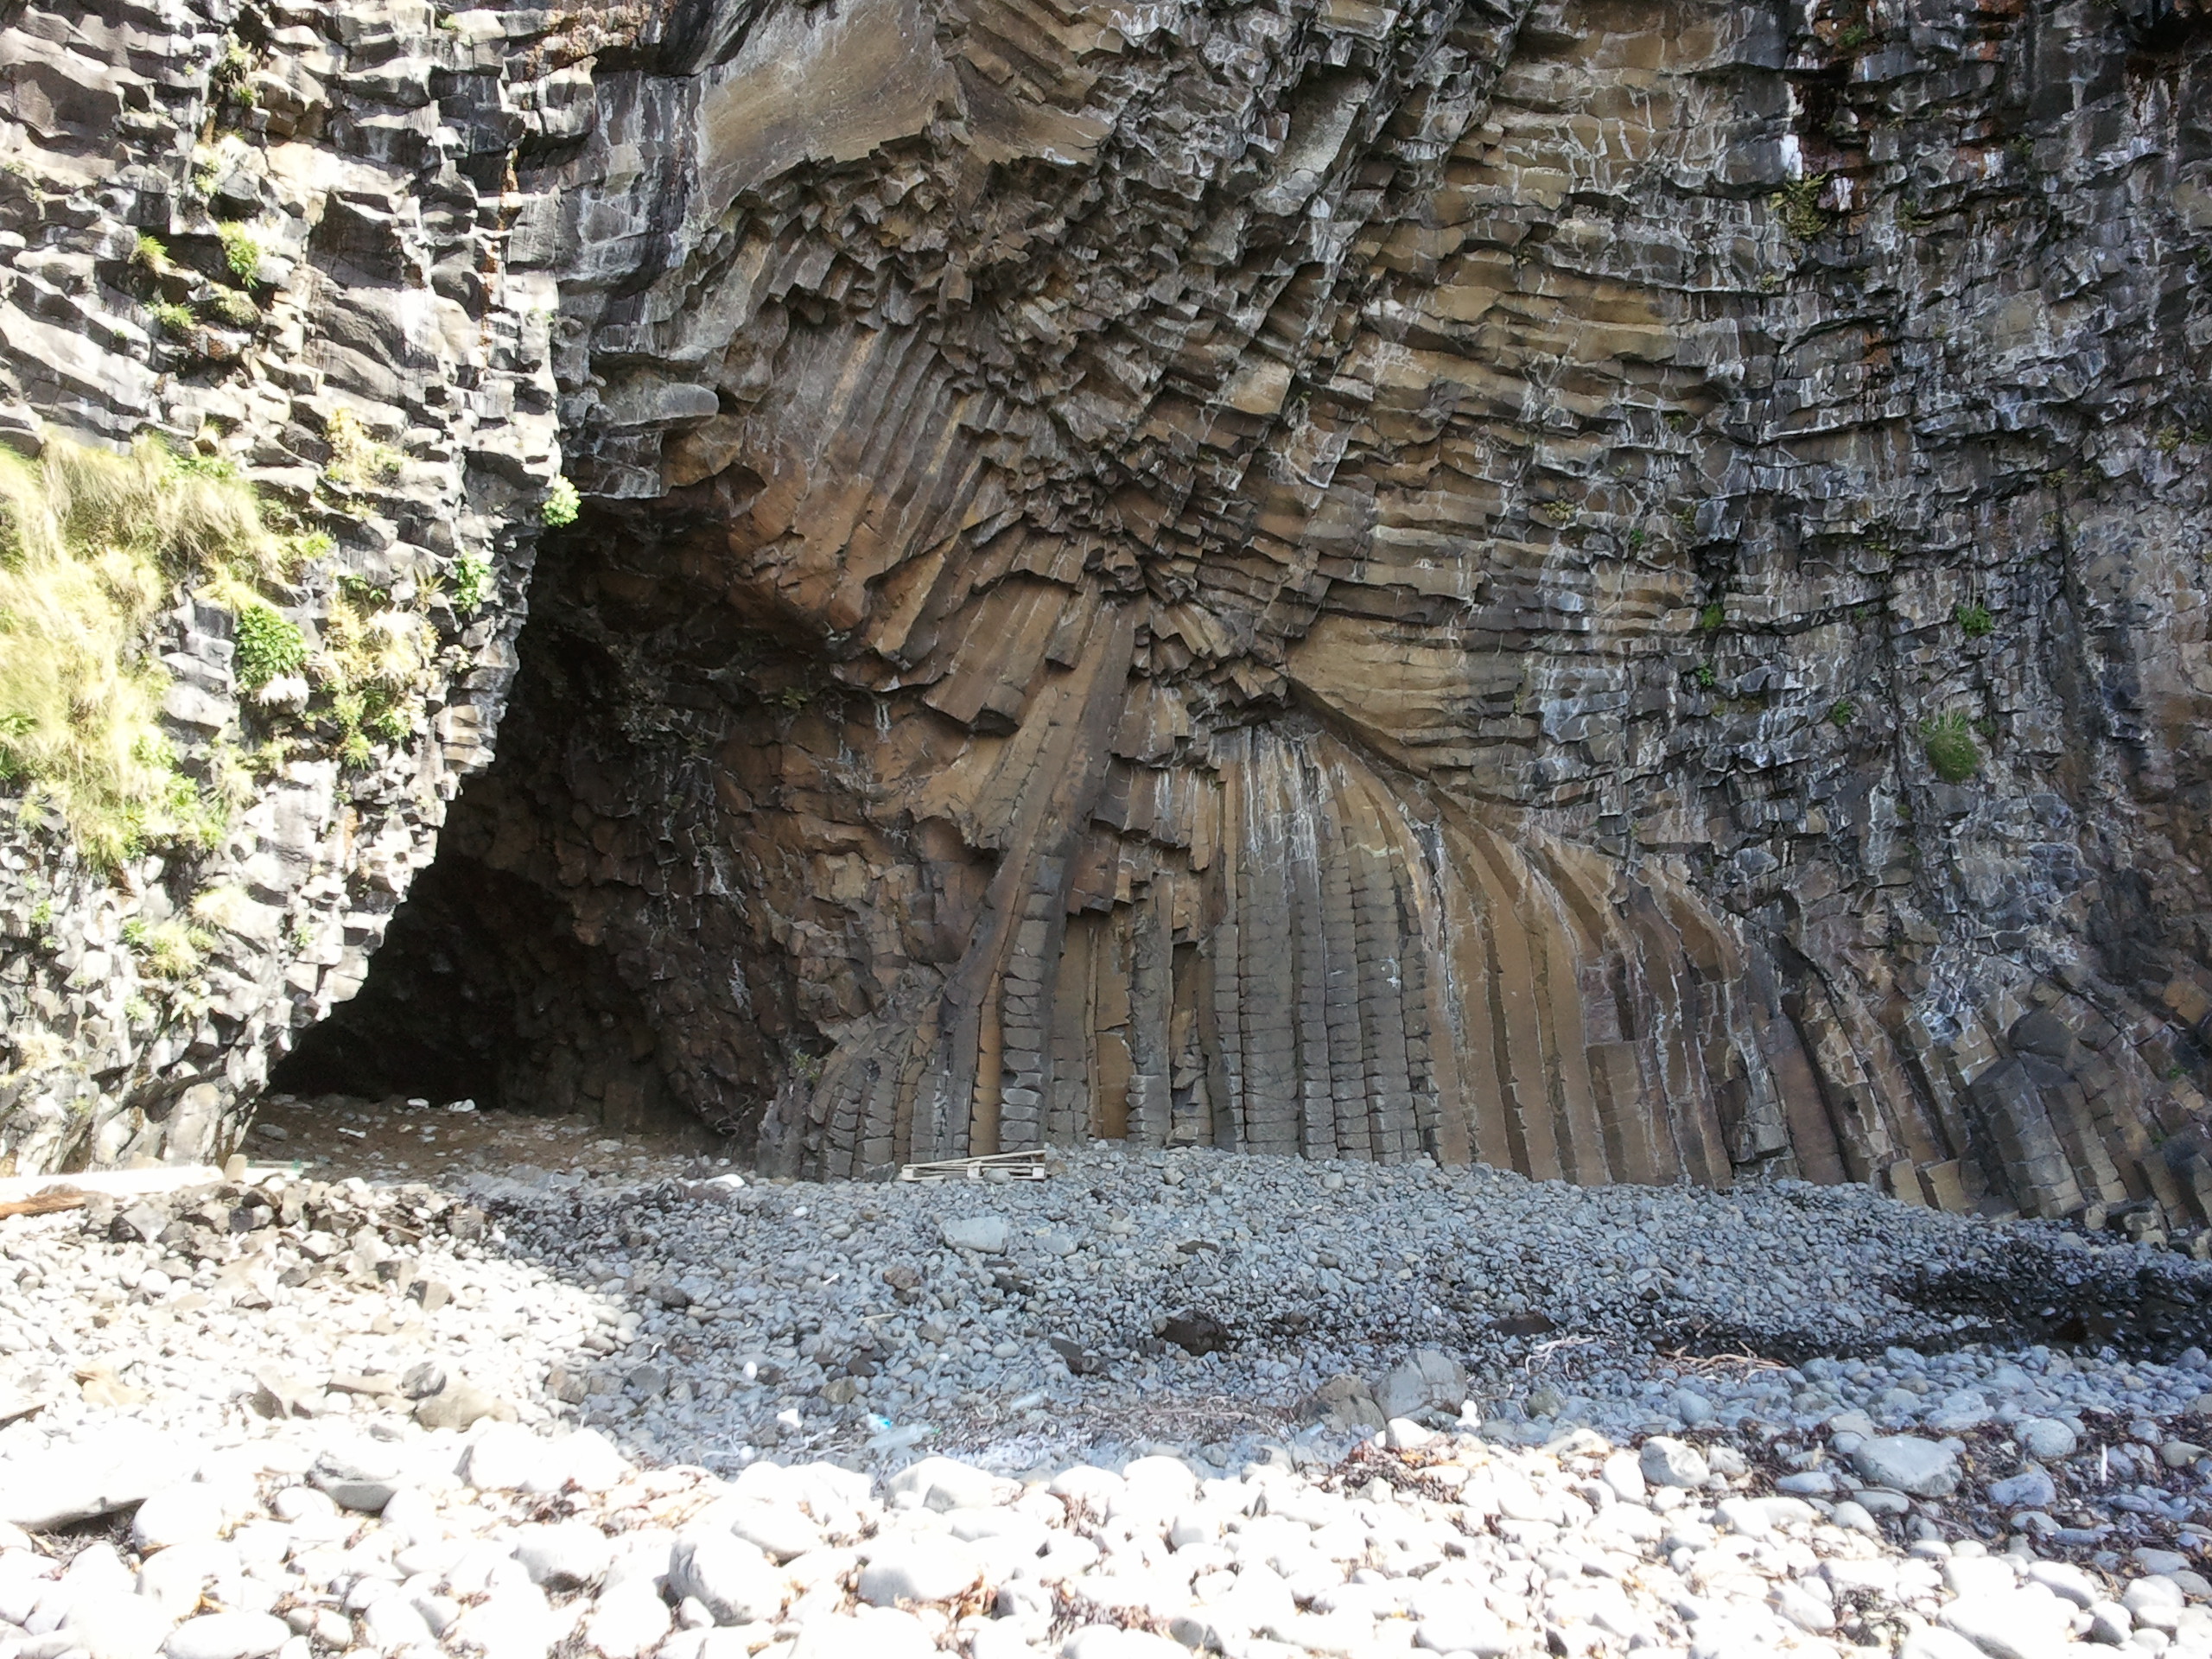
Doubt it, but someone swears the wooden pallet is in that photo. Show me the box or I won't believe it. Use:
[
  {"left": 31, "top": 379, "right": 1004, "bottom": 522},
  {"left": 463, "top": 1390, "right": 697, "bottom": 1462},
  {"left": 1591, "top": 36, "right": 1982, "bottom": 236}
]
[{"left": 896, "top": 1150, "right": 1049, "bottom": 1183}]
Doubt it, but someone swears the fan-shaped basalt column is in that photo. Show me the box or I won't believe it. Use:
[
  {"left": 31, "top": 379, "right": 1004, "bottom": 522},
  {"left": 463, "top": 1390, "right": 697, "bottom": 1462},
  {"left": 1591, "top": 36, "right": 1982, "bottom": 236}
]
[
  {"left": 300, "top": 0, "right": 2212, "bottom": 1224},
  {"left": 779, "top": 719, "right": 1847, "bottom": 1185}
]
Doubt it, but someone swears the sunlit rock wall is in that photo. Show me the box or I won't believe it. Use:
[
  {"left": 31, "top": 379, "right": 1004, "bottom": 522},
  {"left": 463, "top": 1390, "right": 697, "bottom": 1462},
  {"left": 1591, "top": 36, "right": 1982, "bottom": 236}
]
[
  {"left": 415, "top": 0, "right": 2212, "bottom": 1223},
  {"left": 10, "top": 0, "right": 2212, "bottom": 1229}
]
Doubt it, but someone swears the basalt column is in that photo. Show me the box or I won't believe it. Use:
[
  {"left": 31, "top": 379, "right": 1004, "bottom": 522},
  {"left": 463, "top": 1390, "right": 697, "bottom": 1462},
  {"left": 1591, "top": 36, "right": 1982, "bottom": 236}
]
[{"left": 315, "top": 0, "right": 2212, "bottom": 1222}]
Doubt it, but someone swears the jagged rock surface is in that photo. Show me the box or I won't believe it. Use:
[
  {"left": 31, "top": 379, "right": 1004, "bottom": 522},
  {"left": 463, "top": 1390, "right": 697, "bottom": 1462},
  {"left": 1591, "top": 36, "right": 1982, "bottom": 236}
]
[
  {"left": 342, "top": 0, "right": 2212, "bottom": 1222},
  {"left": 12, "top": 0, "right": 2212, "bottom": 1225},
  {"left": 0, "top": 0, "right": 594, "bottom": 1170}
]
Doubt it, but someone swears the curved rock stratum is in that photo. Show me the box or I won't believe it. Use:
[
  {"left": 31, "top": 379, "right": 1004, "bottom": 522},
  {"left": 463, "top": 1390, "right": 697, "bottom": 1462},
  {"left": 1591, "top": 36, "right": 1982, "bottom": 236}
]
[{"left": 6, "top": 0, "right": 2212, "bottom": 1228}]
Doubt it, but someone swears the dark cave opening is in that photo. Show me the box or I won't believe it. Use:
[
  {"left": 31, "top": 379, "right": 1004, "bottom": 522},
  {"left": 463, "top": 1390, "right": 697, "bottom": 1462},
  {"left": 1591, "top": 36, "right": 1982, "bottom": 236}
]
[
  {"left": 266, "top": 497, "right": 802, "bottom": 1153},
  {"left": 268, "top": 851, "right": 687, "bottom": 1133}
]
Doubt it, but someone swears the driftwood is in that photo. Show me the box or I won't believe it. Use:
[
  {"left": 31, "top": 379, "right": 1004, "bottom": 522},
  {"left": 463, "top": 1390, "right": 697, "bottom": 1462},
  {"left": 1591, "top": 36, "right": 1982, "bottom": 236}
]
[{"left": 0, "top": 1188, "right": 87, "bottom": 1221}]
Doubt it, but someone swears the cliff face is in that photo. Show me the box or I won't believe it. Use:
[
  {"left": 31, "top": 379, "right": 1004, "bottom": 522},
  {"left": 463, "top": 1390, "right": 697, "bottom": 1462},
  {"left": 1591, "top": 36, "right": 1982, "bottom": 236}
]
[
  {"left": 0, "top": 0, "right": 614, "bottom": 1169},
  {"left": 7, "top": 0, "right": 2212, "bottom": 1224}
]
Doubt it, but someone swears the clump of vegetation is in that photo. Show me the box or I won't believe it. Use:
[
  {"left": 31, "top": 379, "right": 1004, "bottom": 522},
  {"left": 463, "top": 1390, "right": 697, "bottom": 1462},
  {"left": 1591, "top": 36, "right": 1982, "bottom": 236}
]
[
  {"left": 232, "top": 601, "right": 307, "bottom": 690},
  {"left": 211, "top": 35, "right": 255, "bottom": 115},
  {"left": 1922, "top": 711, "right": 1982, "bottom": 783},
  {"left": 151, "top": 302, "right": 196, "bottom": 340},
  {"left": 216, "top": 223, "right": 263, "bottom": 284},
  {"left": 1955, "top": 601, "right": 1993, "bottom": 638},
  {"left": 1698, "top": 601, "right": 1725, "bottom": 631},
  {"left": 1540, "top": 499, "right": 1577, "bottom": 526},
  {"left": 208, "top": 289, "right": 258, "bottom": 330},
  {"left": 1829, "top": 698, "right": 1857, "bottom": 728},
  {"left": 122, "top": 916, "right": 213, "bottom": 982},
  {"left": 1692, "top": 663, "right": 1718, "bottom": 690},
  {"left": 449, "top": 550, "right": 492, "bottom": 614},
  {"left": 131, "top": 233, "right": 171, "bottom": 276},
  {"left": 1770, "top": 175, "right": 1834, "bottom": 241},
  {"left": 0, "top": 435, "right": 285, "bottom": 871},
  {"left": 189, "top": 884, "right": 256, "bottom": 935},
  {"left": 541, "top": 475, "right": 581, "bottom": 527},
  {"left": 323, "top": 410, "right": 403, "bottom": 489},
  {"left": 315, "top": 577, "right": 429, "bottom": 766}
]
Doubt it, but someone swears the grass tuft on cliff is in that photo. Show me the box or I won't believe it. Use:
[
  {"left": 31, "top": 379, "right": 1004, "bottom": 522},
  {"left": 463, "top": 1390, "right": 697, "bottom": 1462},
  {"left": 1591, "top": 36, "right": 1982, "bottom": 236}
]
[
  {"left": 1922, "top": 711, "right": 1983, "bottom": 784},
  {"left": 0, "top": 435, "right": 279, "bottom": 871}
]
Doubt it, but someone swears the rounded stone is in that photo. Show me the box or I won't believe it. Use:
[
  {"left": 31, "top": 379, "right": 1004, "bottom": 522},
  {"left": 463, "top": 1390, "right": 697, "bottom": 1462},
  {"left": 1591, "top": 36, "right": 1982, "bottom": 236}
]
[
  {"left": 1847, "top": 1435, "right": 1959, "bottom": 1498},
  {"left": 162, "top": 1611, "right": 292, "bottom": 1659},
  {"left": 856, "top": 1539, "right": 983, "bottom": 1605},
  {"left": 131, "top": 1485, "right": 227, "bottom": 1553},
  {"left": 1637, "top": 1436, "right": 1707, "bottom": 1490}
]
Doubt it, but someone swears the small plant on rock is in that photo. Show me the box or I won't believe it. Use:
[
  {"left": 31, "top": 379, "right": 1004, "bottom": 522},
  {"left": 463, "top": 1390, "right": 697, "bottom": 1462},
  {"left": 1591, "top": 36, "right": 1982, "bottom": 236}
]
[
  {"left": 123, "top": 916, "right": 213, "bottom": 982},
  {"left": 542, "top": 475, "right": 581, "bottom": 527},
  {"left": 323, "top": 410, "right": 403, "bottom": 489},
  {"left": 208, "top": 289, "right": 259, "bottom": 330},
  {"left": 1955, "top": 601, "right": 1993, "bottom": 639},
  {"left": 151, "top": 302, "right": 195, "bottom": 340},
  {"left": 216, "top": 222, "right": 263, "bottom": 284},
  {"left": 1770, "top": 175, "right": 1833, "bottom": 241},
  {"left": 1829, "top": 698, "right": 1857, "bottom": 728},
  {"left": 211, "top": 35, "right": 254, "bottom": 109},
  {"left": 1922, "top": 711, "right": 1982, "bottom": 783},
  {"left": 0, "top": 435, "right": 277, "bottom": 871},
  {"left": 131, "top": 233, "right": 171, "bottom": 276},
  {"left": 314, "top": 578, "right": 429, "bottom": 767},
  {"left": 232, "top": 601, "right": 306, "bottom": 690},
  {"left": 449, "top": 550, "right": 492, "bottom": 614},
  {"left": 1699, "top": 602, "right": 1725, "bottom": 632}
]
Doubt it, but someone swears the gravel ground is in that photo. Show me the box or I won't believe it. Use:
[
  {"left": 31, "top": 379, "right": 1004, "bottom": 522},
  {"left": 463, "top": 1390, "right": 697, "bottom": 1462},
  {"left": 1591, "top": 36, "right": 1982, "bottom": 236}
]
[{"left": 10, "top": 1120, "right": 2212, "bottom": 1659}]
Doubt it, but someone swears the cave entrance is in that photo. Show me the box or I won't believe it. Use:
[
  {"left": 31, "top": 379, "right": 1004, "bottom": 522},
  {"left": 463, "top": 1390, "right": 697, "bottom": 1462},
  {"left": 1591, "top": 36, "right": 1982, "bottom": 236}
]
[{"left": 268, "top": 851, "right": 695, "bottom": 1137}]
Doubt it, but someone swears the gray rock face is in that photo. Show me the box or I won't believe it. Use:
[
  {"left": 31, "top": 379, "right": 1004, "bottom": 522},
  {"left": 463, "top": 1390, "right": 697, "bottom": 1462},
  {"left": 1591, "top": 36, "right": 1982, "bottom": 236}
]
[
  {"left": 308, "top": 1446, "right": 405, "bottom": 1512},
  {"left": 1936, "top": 1592, "right": 2074, "bottom": 1659},
  {"left": 2018, "top": 1418, "right": 2079, "bottom": 1461},
  {"left": 1849, "top": 1435, "right": 1961, "bottom": 1498},
  {"left": 1376, "top": 1350, "right": 1467, "bottom": 1421},
  {"left": 0, "top": 0, "right": 567, "bottom": 1171},
  {"left": 512, "top": 1521, "right": 613, "bottom": 1590},
  {"left": 1987, "top": 1467, "right": 2057, "bottom": 1510},
  {"left": 162, "top": 1612, "right": 290, "bottom": 1659},
  {"left": 284, "top": 0, "right": 2212, "bottom": 1234},
  {"left": 6, "top": 0, "right": 2212, "bottom": 1228},
  {"left": 0, "top": 1427, "right": 190, "bottom": 1529},
  {"left": 855, "top": 1540, "right": 983, "bottom": 1606},
  {"left": 887, "top": 1456, "right": 1010, "bottom": 1513}
]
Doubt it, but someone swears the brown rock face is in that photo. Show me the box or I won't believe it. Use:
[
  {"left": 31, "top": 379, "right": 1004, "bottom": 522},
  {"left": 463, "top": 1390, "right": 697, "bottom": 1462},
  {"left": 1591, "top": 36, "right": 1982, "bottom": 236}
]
[{"left": 290, "top": 0, "right": 2212, "bottom": 1219}]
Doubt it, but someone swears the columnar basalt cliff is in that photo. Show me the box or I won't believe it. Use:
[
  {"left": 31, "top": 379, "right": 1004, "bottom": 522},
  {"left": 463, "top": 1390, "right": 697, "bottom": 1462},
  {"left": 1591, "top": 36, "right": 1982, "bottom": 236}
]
[
  {"left": 0, "top": 0, "right": 615, "bottom": 1169},
  {"left": 6, "top": 0, "right": 2212, "bottom": 1227}
]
